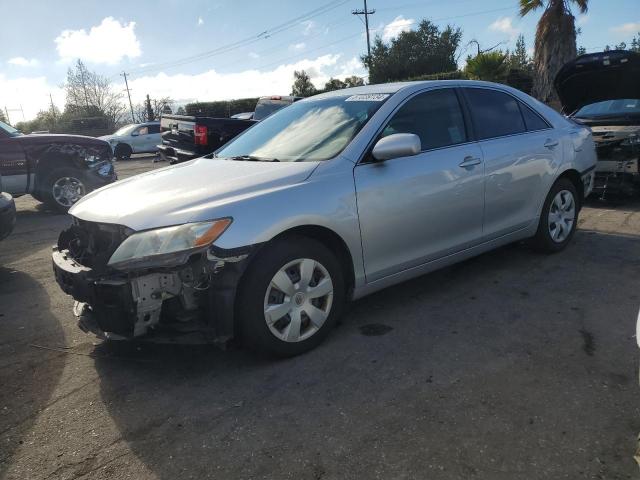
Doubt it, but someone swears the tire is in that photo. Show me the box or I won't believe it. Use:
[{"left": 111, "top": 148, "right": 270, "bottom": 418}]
[
  {"left": 114, "top": 143, "right": 132, "bottom": 160},
  {"left": 41, "top": 168, "right": 88, "bottom": 213},
  {"left": 530, "top": 177, "right": 579, "bottom": 253},
  {"left": 237, "top": 235, "right": 345, "bottom": 357}
]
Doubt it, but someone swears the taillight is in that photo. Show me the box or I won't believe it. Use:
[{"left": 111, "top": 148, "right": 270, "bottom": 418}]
[{"left": 194, "top": 124, "right": 208, "bottom": 146}]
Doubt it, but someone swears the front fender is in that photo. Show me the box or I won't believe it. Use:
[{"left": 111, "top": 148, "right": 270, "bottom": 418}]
[{"left": 208, "top": 160, "right": 365, "bottom": 288}]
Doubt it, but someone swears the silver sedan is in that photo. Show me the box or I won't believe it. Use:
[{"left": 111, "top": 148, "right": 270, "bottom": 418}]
[{"left": 55, "top": 80, "right": 597, "bottom": 356}]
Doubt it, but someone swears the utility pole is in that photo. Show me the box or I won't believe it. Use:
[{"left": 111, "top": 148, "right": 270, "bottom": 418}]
[
  {"left": 121, "top": 72, "right": 135, "bottom": 123},
  {"left": 4, "top": 107, "right": 10, "bottom": 125},
  {"left": 352, "top": 0, "right": 375, "bottom": 58},
  {"left": 49, "top": 93, "right": 57, "bottom": 121}
]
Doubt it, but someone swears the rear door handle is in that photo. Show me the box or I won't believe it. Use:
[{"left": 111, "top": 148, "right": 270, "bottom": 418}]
[
  {"left": 459, "top": 156, "right": 482, "bottom": 168},
  {"left": 544, "top": 139, "right": 559, "bottom": 149}
]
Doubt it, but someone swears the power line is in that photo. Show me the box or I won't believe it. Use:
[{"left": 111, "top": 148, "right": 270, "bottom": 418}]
[
  {"left": 352, "top": 0, "right": 376, "bottom": 58},
  {"left": 124, "top": 0, "right": 352, "bottom": 77}
]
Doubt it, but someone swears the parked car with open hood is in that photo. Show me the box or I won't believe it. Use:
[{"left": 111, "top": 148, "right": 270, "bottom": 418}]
[
  {"left": 555, "top": 50, "right": 640, "bottom": 196},
  {"left": 0, "top": 120, "right": 116, "bottom": 212},
  {"left": 158, "top": 96, "right": 301, "bottom": 164},
  {"left": 53, "top": 80, "right": 596, "bottom": 356},
  {"left": 99, "top": 121, "right": 161, "bottom": 160}
]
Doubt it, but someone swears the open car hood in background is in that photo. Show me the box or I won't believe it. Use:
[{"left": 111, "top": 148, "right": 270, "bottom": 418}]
[{"left": 554, "top": 50, "right": 640, "bottom": 114}]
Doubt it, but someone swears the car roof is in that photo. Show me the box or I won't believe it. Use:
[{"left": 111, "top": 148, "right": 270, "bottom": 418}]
[{"left": 309, "top": 80, "right": 519, "bottom": 100}]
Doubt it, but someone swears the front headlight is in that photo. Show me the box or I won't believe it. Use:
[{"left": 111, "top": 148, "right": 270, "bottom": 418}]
[{"left": 108, "top": 218, "right": 232, "bottom": 269}]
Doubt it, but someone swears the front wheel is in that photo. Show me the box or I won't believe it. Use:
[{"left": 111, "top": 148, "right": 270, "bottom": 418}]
[
  {"left": 237, "top": 236, "right": 345, "bottom": 357},
  {"left": 41, "top": 168, "right": 87, "bottom": 213},
  {"left": 114, "top": 143, "right": 132, "bottom": 160},
  {"left": 530, "top": 178, "right": 579, "bottom": 253}
]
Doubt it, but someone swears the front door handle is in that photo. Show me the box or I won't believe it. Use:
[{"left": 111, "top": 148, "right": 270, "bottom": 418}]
[
  {"left": 544, "top": 139, "right": 559, "bottom": 149},
  {"left": 459, "top": 156, "right": 482, "bottom": 168}
]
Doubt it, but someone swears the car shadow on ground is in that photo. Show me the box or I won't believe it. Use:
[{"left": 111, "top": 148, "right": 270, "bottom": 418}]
[
  {"left": 90, "top": 230, "right": 640, "bottom": 479},
  {"left": 0, "top": 268, "right": 66, "bottom": 479}
]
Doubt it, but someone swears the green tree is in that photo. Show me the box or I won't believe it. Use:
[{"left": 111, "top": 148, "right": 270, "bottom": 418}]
[
  {"left": 577, "top": 46, "right": 587, "bottom": 55},
  {"left": 324, "top": 78, "right": 346, "bottom": 91},
  {"left": 519, "top": 0, "right": 589, "bottom": 103},
  {"left": 509, "top": 34, "right": 531, "bottom": 71},
  {"left": 363, "top": 19, "right": 462, "bottom": 83},
  {"left": 291, "top": 70, "right": 317, "bottom": 97},
  {"left": 631, "top": 33, "right": 639, "bottom": 52},
  {"left": 0, "top": 109, "right": 7, "bottom": 124},
  {"left": 344, "top": 75, "right": 365, "bottom": 88},
  {"left": 465, "top": 51, "right": 509, "bottom": 82}
]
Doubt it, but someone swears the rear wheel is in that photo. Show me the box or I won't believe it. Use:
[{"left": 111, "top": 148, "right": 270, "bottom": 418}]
[
  {"left": 41, "top": 168, "right": 87, "bottom": 213},
  {"left": 237, "top": 236, "right": 345, "bottom": 357},
  {"left": 114, "top": 143, "right": 132, "bottom": 160},
  {"left": 530, "top": 178, "right": 579, "bottom": 253}
]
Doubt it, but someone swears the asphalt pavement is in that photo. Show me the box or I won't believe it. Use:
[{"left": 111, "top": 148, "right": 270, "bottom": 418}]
[{"left": 1, "top": 157, "right": 639, "bottom": 479}]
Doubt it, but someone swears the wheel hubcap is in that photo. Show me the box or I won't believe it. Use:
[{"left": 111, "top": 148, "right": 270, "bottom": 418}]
[
  {"left": 52, "top": 177, "right": 85, "bottom": 207},
  {"left": 264, "top": 258, "right": 333, "bottom": 343},
  {"left": 548, "top": 189, "right": 575, "bottom": 243}
]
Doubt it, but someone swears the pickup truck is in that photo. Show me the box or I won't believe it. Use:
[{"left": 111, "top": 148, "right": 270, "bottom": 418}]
[
  {"left": 0, "top": 120, "right": 116, "bottom": 212},
  {"left": 0, "top": 175, "right": 16, "bottom": 242},
  {"left": 158, "top": 95, "right": 300, "bottom": 164}
]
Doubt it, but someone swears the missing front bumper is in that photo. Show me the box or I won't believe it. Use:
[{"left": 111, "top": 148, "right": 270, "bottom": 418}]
[{"left": 52, "top": 243, "right": 257, "bottom": 344}]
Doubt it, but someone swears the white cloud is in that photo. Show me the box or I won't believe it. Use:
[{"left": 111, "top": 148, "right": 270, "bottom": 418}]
[
  {"left": 611, "top": 22, "right": 640, "bottom": 34},
  {"left": 382, "top": 15, "right": 414, "bottom": 42},
  {"left": 54, "top": 17, "right": 141, "bottom": 64},
  {"left": 576, "top": 14, "right": 589, "bottom": 26},
  {"left": 1, "top": 55, "right": 366, "bottom": 123},
  {"left": 248, "top": 52, "right": 260, "bottom": 59},
  {"left": 197, "top": 16, "right": 204, "bottom": 26},
  {"left": 489, "top": 17, "right": 520, "bottom": 38},
  {"left": 301, "top": 20, "right": 316, "bottom": 36},
  {"left": 289, "top": 42, "right": 306, "bottom": 51},
  {"left": 0, "top": 74, "right": 64, "bottom": 122},
  {"left": 126, "top": 55, "right": 355, "bottom": 106},
  {"left": 7, "top": 57, "right": 39, "bottom": 67}
]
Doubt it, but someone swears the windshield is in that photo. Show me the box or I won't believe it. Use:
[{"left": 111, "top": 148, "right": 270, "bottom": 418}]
[
  {"left": 217, "top": 94, "right": 389, "bottom": 162},
  {"left": 575, "top": 99, "right": 640, "bottom": 118},
  {"left": 0, "top": 120, "right": 22, "bottom": 137},
  {"left": 114, "top": 124, "right": 136, "bottom": 136}
]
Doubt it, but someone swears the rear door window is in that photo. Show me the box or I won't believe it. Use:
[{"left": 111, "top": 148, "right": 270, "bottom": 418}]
[
  {"left": 464, "top": 88, "right": 526, "bottom": 140},
  {"left": 381, "top": 88, "right": 467, "bottom": 151},
  {"left": 148, "top": 124, "right": 161, "bottom": 134}
]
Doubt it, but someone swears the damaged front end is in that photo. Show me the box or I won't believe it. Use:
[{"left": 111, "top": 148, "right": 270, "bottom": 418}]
[
  {"left": 591, "top": 126, "right": 640, "bottom": 197},
  {"left": 52, "top": 217, "right": 257, "bottom": 345}
]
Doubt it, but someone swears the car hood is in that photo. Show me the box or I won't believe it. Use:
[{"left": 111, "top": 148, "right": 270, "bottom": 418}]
[
  {"left": 69, "top": 158, "right": 319, "bottom": 231},
  {"left": 554, "top": 50, "right": 640, "bottom": 114},
  {"left": 590, "top": 125, "right": 640, "bottom": 145}
]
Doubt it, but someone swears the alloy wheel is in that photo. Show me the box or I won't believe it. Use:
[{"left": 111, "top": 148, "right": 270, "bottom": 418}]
[{"left": 52, "top": 176, "right": 86, "bottom": 208}]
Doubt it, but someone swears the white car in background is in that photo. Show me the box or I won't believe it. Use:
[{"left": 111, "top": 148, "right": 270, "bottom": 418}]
[{"left": 100, "top": 121, "right": 161, "bottom": 160}]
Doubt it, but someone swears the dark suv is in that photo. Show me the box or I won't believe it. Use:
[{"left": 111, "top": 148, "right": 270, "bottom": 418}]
[{"left": 0, "top": 120, "right": 116, "bottom": 212}]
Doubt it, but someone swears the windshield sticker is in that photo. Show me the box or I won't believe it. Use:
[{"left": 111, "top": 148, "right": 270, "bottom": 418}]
[{"left": 345, "top": 94, "right": 390, "bottom": 102}]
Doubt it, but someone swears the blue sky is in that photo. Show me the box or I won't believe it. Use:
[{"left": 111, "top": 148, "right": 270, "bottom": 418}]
[{"left": 1, "top": 0, "right": 639, "bottom": 121}]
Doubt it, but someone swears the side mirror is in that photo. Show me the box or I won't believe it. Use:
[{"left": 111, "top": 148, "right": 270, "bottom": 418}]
[{"left": 371, "top": 133, "right": 421, "bottom": 162}]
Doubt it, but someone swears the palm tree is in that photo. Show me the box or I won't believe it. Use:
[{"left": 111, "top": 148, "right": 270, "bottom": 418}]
[
  {"left": 465, "top": 52, "right": 509, "bottom": 82},
  {"left": 520, "top": 0, "right": 588, "bottom": 103}
]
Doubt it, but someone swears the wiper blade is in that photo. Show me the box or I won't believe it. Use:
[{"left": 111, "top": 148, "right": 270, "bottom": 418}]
[{"left": 230, "top": 155, "right": 279, "bottom": 162}]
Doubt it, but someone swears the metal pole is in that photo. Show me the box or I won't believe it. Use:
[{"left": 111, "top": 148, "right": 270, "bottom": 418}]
[{"left": 121, "top": 72, "right": 135, "bottom": 123}]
